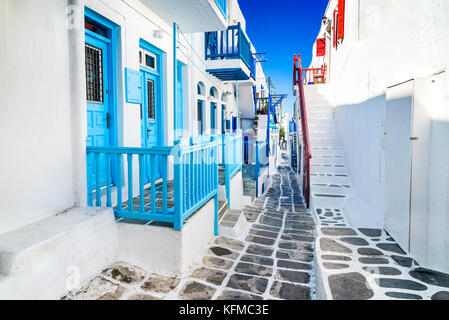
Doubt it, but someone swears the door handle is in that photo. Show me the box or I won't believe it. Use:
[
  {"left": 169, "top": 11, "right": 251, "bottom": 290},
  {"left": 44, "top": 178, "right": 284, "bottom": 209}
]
[
  {"left": 106, "top": 113, "right": 111, "bottom": 129},
  {"left": 410, "top": 137, "right": 419, "bottom": 141}
]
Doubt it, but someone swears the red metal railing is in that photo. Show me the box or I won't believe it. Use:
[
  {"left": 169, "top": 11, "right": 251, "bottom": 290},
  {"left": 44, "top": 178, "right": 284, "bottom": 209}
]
[
  {"left": 293, "top": 55, "right": 312, "bottom": 208},
  {"left": 303, "top": 65, "right": 326, "bottom": 85}
]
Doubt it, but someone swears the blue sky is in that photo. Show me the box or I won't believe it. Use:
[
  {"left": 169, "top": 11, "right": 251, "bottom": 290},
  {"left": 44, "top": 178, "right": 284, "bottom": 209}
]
[{"left": 238, "top": 0, "right": 329, "bottom": 115}]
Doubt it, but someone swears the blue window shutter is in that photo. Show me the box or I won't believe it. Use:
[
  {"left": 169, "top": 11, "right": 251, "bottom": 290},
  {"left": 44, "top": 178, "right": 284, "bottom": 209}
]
[{"left": 125, "top": 68, "right": 142, "bottom": 104}]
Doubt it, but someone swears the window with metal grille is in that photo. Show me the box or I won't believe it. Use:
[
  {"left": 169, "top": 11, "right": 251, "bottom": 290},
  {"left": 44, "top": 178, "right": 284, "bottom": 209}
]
[
  {"left": 85, "top": 44, "right": 104, "bottom": 103},
  {"left": 147, "top": 80, "right": 155, "bottom": 120}
]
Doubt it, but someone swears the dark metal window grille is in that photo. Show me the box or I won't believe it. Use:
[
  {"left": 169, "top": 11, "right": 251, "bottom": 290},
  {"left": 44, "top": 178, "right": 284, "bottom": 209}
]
[
  {"left": 147, "top": 80, "right": 155, "bottom": 120},
  {"left": 85, "top": 44, "right": 104, "bottom": 103}
]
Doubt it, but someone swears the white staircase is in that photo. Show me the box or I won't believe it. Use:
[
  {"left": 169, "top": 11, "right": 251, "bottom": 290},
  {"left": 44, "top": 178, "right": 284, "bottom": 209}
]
[{"left": 304, "top": 85, "right": 353, "bottom": 210}]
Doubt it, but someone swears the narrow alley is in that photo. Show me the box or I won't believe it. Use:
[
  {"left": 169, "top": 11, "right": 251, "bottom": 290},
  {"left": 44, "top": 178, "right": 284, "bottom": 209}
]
[{"left": 63, "top": 152, "right": 317, "bottom": 300}]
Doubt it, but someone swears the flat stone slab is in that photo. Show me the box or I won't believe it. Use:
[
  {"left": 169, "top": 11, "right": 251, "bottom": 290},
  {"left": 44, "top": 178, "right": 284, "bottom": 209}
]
[
  {"left": 141, "top": 274, "right": 180, "bottom": 294},
  {"left": 385, "top": 292, "right": 422, "bottom": 300},
  {"left": 277, "top": 259, "right": 312, "bottom": 271},
  {"left": 245, "top": 235, "right": 276, "bottom": 246},
  {"left": 270, "top": 281, "right": 311, "bottom": 300},
  {"left": 320, "top": 238, "right": 352, "bottom": 254},
  {"left": 180, "top": 282, "right": 216, "bottom": 300},
  {"left": 321, "top": 227, "right": 357, "bottom": 236},
  {"left": 275, "top": 269, "right": 310, "bottom": 284},
  {"left": 323, "top": 262, "right": 350, "bottom": 270},
  {"left": 128, "top": 294, "right": 160, "bottom": 300},
  {"left": 190, "top": 268, "right": 227, "bottom": 286},
  {"left": 249, "top": 229, "right": 279, "bottom": 239},
  {"left": 240, "top": 254, "right": 274, "bottom": 266},
  {"left": 279, "top": 241, "right": 314, "bottom": 252},
  {"left": 277, "top": 250, "right": 313, "bottom": 262},
  {"left": 328, "top": 272, "right": 374, "bottom": 300},
  {"left": 357, "top": 248, "right": 384, "bottom": 256},
  {"left": 234, "top": 262, "right": 273, "bottom": 277},
  {"left": 391, "top": 255, "right": 415, "bottom": 268},
  {"left": 376, "top": 243, "right": 406, "bottom": 255},
  {"left": 203, "top": 256, "right": 233, "bottom": 270},
  {"left": 359, "top": 257, "right": 390, "bottom": 265},
  {"left": 259, "top": 216, "right": 283, "bottom": 227},
  {"left": 209, "top": 246, "right": 240, "bottom": 260},
  {"left": 375, "top": 278, "right": 427, "bottom": 291},
  {"left": 322, "top": 255, "right": 351, "bottom": 262},
  {"left": 409, "top": 268, "right": 449, "bottom": 288},
  {"left": 226, "top": 274, "right": 269, "bottom": 295},
  {"left": 431, "top": 291, "right": 449, "bottom": 300},
  {"left": 358, "top": 228, "right": 382, "bottom": 237},
  {"left": 362, "top": 266, "right": 402, "bottom": 276},
  {"left": 246, "top": 244, "right": 274, "bottom": 257},
  {"left": 214, "top": 237, "right": 245, "bottom": 251},
  {"left": 340, "top": 237, "right": 369, "bottom": 246},
  {"left": 75, "top": 277, "right": 126, "bottom": 300},
  {"left": 217, "top": 290, "right": 263, "bottom": 300},
  {"left": 102, "top": 262, "right": 147, "bottom": 285},
  {"left": 281, "top": 234, "right": 315, "bottom": 243}
]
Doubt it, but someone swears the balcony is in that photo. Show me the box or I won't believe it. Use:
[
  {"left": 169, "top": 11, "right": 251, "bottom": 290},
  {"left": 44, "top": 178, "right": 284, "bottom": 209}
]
[
  {"left": 141, "top": 0, "right": 227, "bottom": 33},
  {"left": 205, "top": 24, "right": 256, "bottom": 81}
]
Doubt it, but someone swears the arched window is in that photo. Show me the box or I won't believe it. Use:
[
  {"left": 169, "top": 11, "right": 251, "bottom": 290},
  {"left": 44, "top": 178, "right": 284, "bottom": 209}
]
[
  {"left": 197, "top": 81, "right": 205, "bottom": 96},
  {"left": 209, "top": 86, "right": 218, "bottom": 99}
]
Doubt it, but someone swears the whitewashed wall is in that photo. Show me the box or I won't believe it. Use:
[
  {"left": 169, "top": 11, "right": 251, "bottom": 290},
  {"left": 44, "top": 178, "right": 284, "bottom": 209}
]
[
  {"left": 308, "top": 0, "right": 449, "bottom": 272},
  {"left": 0, "top": 0, "right": 75, "bottom": 235},
  {"left": 0, "top": 0, "right": 241, "bottom": 235}
]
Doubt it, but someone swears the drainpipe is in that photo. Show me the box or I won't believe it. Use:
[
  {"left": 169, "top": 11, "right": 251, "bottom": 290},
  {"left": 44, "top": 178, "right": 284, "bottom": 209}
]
[
  {"left": 173, "top": 22, "right": 179, "bottom": 143},
  {"left": 68, "top": 0, "right": 87, "bottom": 206}
]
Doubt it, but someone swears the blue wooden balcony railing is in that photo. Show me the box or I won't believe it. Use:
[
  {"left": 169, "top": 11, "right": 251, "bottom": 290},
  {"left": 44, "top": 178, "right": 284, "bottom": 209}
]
[
  {"left": 220, "top": 131, "right": 243, "bottom": 206},
  {"left": 86, "top": 137, "right": 219, "bottom": 234},
  {"left": 214, "top": 0, "right": 227, "bottom": 18},
  {"left": 205, "top": 24, "right": 255, "bottom": 79}
]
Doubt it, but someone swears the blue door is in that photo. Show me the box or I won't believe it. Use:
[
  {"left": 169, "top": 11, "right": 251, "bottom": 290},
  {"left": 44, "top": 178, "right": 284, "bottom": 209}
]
[
  {"left": 86, "top": 32, "right": 111, "bottom": 187},
  {"left": 141, "top": 71, "right": 161, "bottom": 181},
  {"left": 210, "top": 102, "right": 217, "bottom": 133}
]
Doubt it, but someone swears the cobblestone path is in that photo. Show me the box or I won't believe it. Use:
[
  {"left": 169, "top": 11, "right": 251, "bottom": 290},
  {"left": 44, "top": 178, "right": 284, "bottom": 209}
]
[{"left": 64, "top": 160, "right": 317, "bottom": 300}]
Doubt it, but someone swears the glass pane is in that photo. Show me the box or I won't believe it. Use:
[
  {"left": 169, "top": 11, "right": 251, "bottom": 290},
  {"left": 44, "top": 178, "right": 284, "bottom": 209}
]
[
  {"left": 147, "top": 80, "right": 155, "bottom": 120},
  {"left": 85, "top": 44, "right": 103, "bottom": 103},
  {"left": 146, "top": 54, "right": 155, "bottom": 69}
]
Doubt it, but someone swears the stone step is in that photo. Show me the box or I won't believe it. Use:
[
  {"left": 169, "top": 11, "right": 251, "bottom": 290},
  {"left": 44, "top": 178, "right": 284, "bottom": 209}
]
[{"left": 219, "top": 209, "right": 250, "bottom": 239}]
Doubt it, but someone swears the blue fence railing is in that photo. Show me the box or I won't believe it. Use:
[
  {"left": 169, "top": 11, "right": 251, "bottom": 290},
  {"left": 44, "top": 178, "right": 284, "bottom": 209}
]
[
  {"left": 220, "top": 131, "right": 243, "bottom": 206},
  {"left": 205, "top": 24, "right": 254, "bottom": 77},
  {"left": 214, "top": 0, "right": 227, "bottom": 18},
  {"left": 86, "top": 137, "right": 220, "bottom": 234}
]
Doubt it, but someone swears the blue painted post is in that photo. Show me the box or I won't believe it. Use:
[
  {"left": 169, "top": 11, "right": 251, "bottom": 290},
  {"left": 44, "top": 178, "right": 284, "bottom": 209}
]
[
  {"left": 235, "top": 80, "right": 239, "bottom": 132},
  {"left": 224, "top": 134, "right": 230, "bottom": 207},
  {"left": 211, "top": 135, "right": 219, "bottom": 236},
  {"left": 127, "top": 154, "right": 133, "bottom": 213},
  {"left": 173, "top": 22, "right": 178, "bottom": 142},
  {"left": 95, "top": 153, "right": 101, "bottom": 206},
  {"left": 106, "top": 153, "right": 112, "bottom": 207},
  {"left": 255, "top": 141, "right": 259, "bottom": 197},
  {"left": 138, "top": 155, "right": 145, "bottom": 213},
  {"left": 174, "top": 140, "right": 183, "bottom": 230},
  {"left": 87, "top": 152, "right": 93, "bottom": 206},
  {"left": 116, "top": 154, "right": 123, "bottom": 211}
]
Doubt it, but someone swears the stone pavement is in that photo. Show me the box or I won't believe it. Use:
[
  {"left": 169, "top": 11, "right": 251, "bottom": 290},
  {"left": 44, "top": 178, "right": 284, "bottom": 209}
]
[
  {"left": 63, "top": 162, "right": 317, "bottom": 300},
  {"left": 314, "top": 207, "right": 449, "bottom": 300}
]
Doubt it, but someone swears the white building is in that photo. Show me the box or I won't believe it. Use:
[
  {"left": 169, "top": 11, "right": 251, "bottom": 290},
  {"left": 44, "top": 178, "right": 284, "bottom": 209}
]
[
  {"left": 293, "top": 0, "right": 449, "bottom": 274},
  {"left": 0, "top": 0, "right": 277, "bottom": 299}
]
